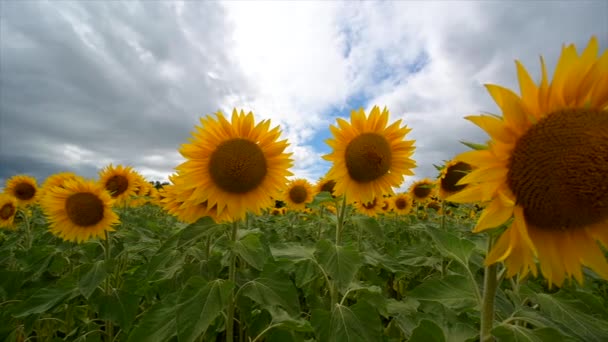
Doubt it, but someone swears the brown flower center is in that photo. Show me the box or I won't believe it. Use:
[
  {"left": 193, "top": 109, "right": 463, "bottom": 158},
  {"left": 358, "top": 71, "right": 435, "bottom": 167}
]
[
  {"left": 441, "top": 162, "right": 472, "bottom": 193},
  {"left": 14, "top": 182, "right": 36, "bottom": 201},
  {"left": 65, "top": 192, "right": 104, "bottom": 227},
  {"left": 320, "top": 180, "right": 336, "bottom": 195},
  {"left": 395, "top": 198, "right": 407, "bottom": 210},
  {"left": 362, "top": 198, "right": 377, "bottom": 209},
  {"left": 413, "top": 183, "right": 432, "bottom": 199},
  {"left": 0, "top": 203, "right": 16, "bottom": 220},
  {"left": 507, "top": 108, "right": 608, "bottom": 230},
  {"left": 106, "top": 175, "right": 129, "bottom": 197},
  {"left": 289, "top": 185, "right": 308, "bottom": 204},
  {"left": 345, "top": 133, "right": 392, "bottom": 183},
  {"left": 209, "top": 138, "right": 267, "bottom": 194}
]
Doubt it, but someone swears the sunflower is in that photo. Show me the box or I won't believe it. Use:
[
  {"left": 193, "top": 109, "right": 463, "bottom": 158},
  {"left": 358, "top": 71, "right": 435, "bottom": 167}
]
[
  {"left": 355, "top": 198, "right": 379, "bottom": 217},
  {"left": 174, "top": 109, "right": 293, "bottom": 222},
  {"left": 323, "top": 106, "right": 416, "bottom": 204},
  {"left": 40, "top": 172, "right": 83, "bottom": 202},
  {"left": 4, "top": 175, "right": 39, "bottom": 206},
  {"left": 0, "top": 194, "right": 18, "bottom": 229},
  {"left": 409, "top": 178, "right": 435, "bottom": 202},
  {"left": 41, "top": 178, "right": 119, "bottom": 243},
  {"left": 437, "top": 160, "right": 472, "bottom": 200},
  {"left": 315, "top": 176, "right": 337, "bottom": 197},
  {"left": 283, "top": 178, "right": 314, "bottom": 211},
  {"left": 447, "top": 36, "right": 608, "bottom": 287},
  {"left": 392, "top": 193, "right": 413, "bottom": 215},
  {"left": 379, "top": 197, "right": 393, "bottom": 214},
  {"left": 129, "top": 173, "right": 153, "bottom": 207},
  {"left": 98, "top": 164, "right": 139, "bottom": 206}
]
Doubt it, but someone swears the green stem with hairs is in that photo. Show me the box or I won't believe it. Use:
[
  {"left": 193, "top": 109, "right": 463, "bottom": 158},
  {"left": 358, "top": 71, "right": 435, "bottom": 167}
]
[
  {"left": 103, "top": 231, "right": 113, "bottom": 342},
  {"left": 226, "top": 221, "right": 239, "bottom": 342},
  {"left": 335, "top": 196, "right": 347, "bottom": 246},
  {"left": 480, "top": 235, "right": 498, "bottom": 342}
]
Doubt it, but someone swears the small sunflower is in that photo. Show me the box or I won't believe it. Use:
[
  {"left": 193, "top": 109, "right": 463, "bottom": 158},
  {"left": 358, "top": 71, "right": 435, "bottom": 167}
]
[
  {"left": 448, "top": 36, "right": 608, "bottom": 287},
  {"left": 323, "top": 106, "right": 416, "bottom": 204},
  {"left": 409, "top": 178, "right": 435, "bottom": 202},
  {"left": 284, "top": 178, "right": 314, "bottom": 211},
  {"left": 437, "top": 160, "right": 472, "bottom": 200},
  {"left": 4, "top": 175, "right": 39, "bottom": 206},
  {"left": 129, "top": 173, "right": 152, "bottom": 207},
  {"left": 379, "top": 197, "right": 393, "bottom": 214},
  {"left": 41, "top": 178, "right": 119, "bottom": 243},
  {"left": 315, "top": 176, "right": 337, "bottom": 197},
  {"left": 0, "top": 194, "right": 18, "bottom": 229},
  {"left": 98, "top": 164, "right": 138, "bottom": 206},
  {"left": 355, "top": 198, "right": 379, "bottom": 217},
  {"left": 392, "top": 193, "right": 413, "bottom": 215},
  {"left": 174, "top": 109, "right": 293, "bottom": 222}
]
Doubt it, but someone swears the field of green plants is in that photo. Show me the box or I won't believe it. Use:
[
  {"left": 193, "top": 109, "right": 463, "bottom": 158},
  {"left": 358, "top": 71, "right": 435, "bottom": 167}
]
[{"left": 2, "top": 195, "right": 607, "bottom": 342}]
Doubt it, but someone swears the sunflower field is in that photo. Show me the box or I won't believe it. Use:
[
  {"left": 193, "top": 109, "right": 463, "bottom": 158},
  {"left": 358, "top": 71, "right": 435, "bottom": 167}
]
[{"left": 1, "top": 37, "right": 607, "bottom": 342}]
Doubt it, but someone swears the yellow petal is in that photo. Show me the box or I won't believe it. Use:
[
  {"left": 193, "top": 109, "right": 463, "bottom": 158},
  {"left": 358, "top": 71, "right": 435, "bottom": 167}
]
[
  {"left": 466, "top": 115, "right": 515, "bottom": 143},
  {"left": 473, "top": 196, "right": 514, "bottom": 232}
]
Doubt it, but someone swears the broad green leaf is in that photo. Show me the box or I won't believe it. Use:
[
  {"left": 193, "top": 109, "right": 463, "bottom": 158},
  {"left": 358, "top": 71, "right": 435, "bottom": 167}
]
[
  {"left": 239, "top": 274, "right": 300, "bottom": 316},
  {"left": 311, "top": 302, "right": 383, "bottom": 342},
  {"left": 426, "top": 227, "right": 475, "bottom": 267},
  {"left": 176, "top": 277, "right": 233, "bottom": 342},
  {"left": 409, "top": 275, "right": 477, "bottom": 311},
  {"left": 234, "top": 233, "right": 270, "bottom": 270},
  {"left": 93, "top": 290, "right": 140, "bottom": 331},
  {"left": 271, "top": 243, "right": 315, "bottom": 261},
  {"left": 536, "top": 291, "right": 608, "bottom": 340},
  {"left": 177, "top": 217, "right": 220, "bottom": 248},
  {"left": 352, "top": 216, "right": 383, "bottom": 239},
  {"left": 266, "top": 306, "right": 313, "bottom": 332},
  {"left": 294, "top": 259, "right": 321, "bottom": 288},
  {"left": 410, "top": 319, "right": 446, "bottom": 342},
  {"left": 492, "top": 324, "right": 575, "bottom": 342},
  {"left": 127, "top": 293, "right": 178, "bottom": 342},
  {"left": 79, "top": 260, "right": 107, "bottom": 299},
  {"left": 314, "top": 239, "right": 362, "bottom": 293},
  {"left": 308, "top": 191, "right": 335, "bottom": 208},
  {"left": 11, "top": 272, "right": 79, "bottom": 317}
]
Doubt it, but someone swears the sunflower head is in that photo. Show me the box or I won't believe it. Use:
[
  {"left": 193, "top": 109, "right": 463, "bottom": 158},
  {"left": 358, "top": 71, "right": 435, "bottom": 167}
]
[
  {"left": 4, "top": 175, "right": 39, "bottom": 206},
  {"left": 284, "top": 178, "right": 314, "bottom": 211},
  {"left": 98, "top": 164, "right": 139, "bottom": 206},
  {"left": 448, "top": 36, "right": 608, "bottom": 287},
  {"left": 323, "top": 106, "right": 416, "bottom": 204},
  {"left": 437, "top": 160, "right": 472, "bottom": 199},
  {"left": 41, "top": 178, "right": 119, "bottom": 243},
  {"left": 174, "top": 109, "right": 293, "bottom": 222},
  {"left": 355, "top": 197, "right": 379, "bottom": 217},
  {"left": 392, "top": 193, "right": 413, "bottom": 215},
  {"left": 409, "top": 178, "right": 435, "bottom": 202},
  {"left": 0, "top": 194, "right": 18, "bottom": 229},
  {"left": 315, "top": 176, "right": 337, "bottom": 197},
  {"left": 40, "top": 172, "right": 83, "bottom": 202},
  {"left": 379, "top": 198, "right": 393, "bottom": 214}
]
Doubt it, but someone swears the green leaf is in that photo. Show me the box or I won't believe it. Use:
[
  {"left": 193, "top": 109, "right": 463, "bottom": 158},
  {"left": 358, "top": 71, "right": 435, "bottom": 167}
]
[
  {"left": 492, "top": 324, "right": 574, "bottom": 342},
  {"left": 127, "top": 293, "right": 178, "bottom": 342},
  {"left": 11, "top": 273, "right": 79, "bottom": 317},
  {"left": 460, "top": 140, "right": 488, "bottom": 150},
  {"left": 408, "top": 275, "right": 477, "bottom": 311},
  {"left": 177, "top": 217, "right": 220, "bottom": 248},
  {"left": 93, "top": 290, "right": 140, "bottom": 331},
  {"left": 176, "top": 277, "right": 233, "bottom": 342},
  {"left": 314, "top": 239, "right": 362, "bottom": 293},
  {"left": 240, "top": 274, "right": 300, "bottom": 316},
  {"left": 309, "top": 191, "right": 335, "bottom": 208},
  {"left": 79, "top": 260, "right": 107, "bottom": 299},
  {"left": 536, "top": 291, "right": 608, "bottom": 340},
  {"left": 426, "top": 227, "right": 475, "bottom": 267},
  {"left": 410, "top": 319, "right": 446, "bottom": 342},
  {"left": 352, "top": 216, "right": 383, "bottom": 239},
  {"left": 234, "top": 233, "right": 270, "bottom": 270},
  {"left": 266, "top": 306, "right": 312, "bottom": 332},
  {"left": 311, "top": 302, "right": 383, "bottom": 342},
  {"left": 271, "top": 243, "right": 315, "bottom": 262}
]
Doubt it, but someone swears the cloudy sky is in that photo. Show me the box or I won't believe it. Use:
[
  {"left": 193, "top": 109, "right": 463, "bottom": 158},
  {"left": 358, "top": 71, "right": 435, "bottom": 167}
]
[{"left": 1, "top": 1, "right": 606, "bottom": 191}]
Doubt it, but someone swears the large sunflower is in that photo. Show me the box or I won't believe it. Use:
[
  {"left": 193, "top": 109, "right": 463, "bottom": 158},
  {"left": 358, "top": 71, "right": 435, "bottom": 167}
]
[
  {"left": 448, "top": 36, "right": 608, "bottom": 287},
  {"left": 408, "top": 178, "right": 435, "bottom": 202},
  {"left": 4, "top": 175, "right": 39, "bottom": 206},
  {"left": 41, "top": 178, "right": 119, "bottom": 243},
  {"left": 0, "top": 194, "right": 18, "bottom": 229},
  {"left": 323, "top": 106, "right": 416, "bottom": 204},
  {"left": 98, "top": 164, "right": 139, "bottom": 206},
  {"left": 283, "top": 178, "right": 314, "bottom": 211},
  {"left": 174, "top": 109, "right": 293, "bottom": 222}
]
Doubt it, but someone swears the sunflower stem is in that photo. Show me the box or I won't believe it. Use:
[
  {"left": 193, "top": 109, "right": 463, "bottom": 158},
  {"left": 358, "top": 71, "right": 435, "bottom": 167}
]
[
  {"left": 103, "top": 230, "right": 114, "bottom": 342},
  {"left": 335, "top": 196, "right": 347, "bottom": 246},
  {"left": 480, "top": 235, "right": 498, "bottom": 342},
  {"left": 226, "top": 221, "right": 239, "bottom": 342},
  {"left": 440, "top": 201, "right": 446, "bottom": 230}
]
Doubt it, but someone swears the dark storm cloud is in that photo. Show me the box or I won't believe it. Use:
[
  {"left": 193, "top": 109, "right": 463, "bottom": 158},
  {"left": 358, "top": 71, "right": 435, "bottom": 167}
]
[{"left": 0, "top": 1, "right": 250, "bottom": 185}]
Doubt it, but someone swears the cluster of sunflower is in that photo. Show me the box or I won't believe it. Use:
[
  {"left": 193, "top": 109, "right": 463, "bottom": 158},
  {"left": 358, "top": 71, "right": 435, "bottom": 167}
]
[{"left": 0, "top": 166, "right": 160, "bottom": 243}]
